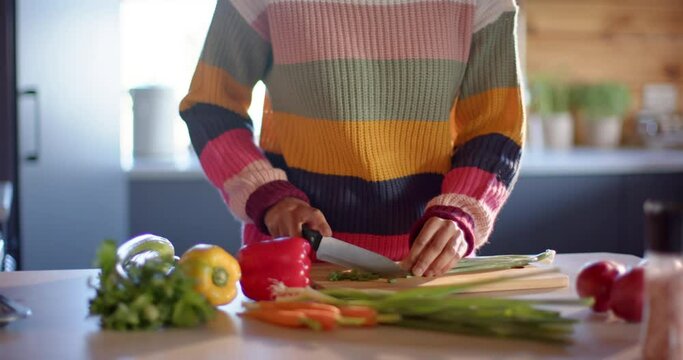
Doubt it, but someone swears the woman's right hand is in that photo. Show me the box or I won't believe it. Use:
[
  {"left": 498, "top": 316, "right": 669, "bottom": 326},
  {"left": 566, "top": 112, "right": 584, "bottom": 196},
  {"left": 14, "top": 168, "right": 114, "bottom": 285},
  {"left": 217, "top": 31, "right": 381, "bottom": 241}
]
[{"left": 263, "top": 197, "right": 332, "bottom": 238}]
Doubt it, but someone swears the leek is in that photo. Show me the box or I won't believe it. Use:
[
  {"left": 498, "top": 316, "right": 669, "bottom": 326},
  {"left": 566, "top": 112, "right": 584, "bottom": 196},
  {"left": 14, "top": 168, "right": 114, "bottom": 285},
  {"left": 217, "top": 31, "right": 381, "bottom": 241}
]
[{"left": 326, "top": 250, "right": 557, "bottom": 281}]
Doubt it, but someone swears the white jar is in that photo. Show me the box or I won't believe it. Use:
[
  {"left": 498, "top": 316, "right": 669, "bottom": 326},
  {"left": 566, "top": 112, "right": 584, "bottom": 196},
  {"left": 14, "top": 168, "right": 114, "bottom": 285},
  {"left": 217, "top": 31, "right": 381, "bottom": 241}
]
[{"left": 130, "top": 86, "right": 176, "bottom": 159}]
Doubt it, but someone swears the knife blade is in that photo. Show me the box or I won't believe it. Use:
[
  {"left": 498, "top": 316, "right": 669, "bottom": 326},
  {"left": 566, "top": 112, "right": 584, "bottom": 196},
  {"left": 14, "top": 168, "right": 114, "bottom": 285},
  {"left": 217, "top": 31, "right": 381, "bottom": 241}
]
[
  {"left": 0, "top": 294, "right": 32, "bottom": 327},
  {"left": 302, "top": 226, "right": 409, "bottom": 277}
]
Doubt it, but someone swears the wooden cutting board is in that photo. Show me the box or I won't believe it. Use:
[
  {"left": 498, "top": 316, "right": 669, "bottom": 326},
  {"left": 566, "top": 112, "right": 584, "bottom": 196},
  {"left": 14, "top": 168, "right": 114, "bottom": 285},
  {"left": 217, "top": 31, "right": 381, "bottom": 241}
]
[{"left": 311, "top": 264, "right": 569, "bottom": 294}]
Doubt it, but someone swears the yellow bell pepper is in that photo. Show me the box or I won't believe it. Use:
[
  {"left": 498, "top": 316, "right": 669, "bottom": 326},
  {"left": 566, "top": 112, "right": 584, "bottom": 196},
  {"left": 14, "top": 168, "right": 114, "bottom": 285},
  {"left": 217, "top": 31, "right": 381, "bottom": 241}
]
[{"left": 179, "top": 244, "right": 241, "bottom": 306}]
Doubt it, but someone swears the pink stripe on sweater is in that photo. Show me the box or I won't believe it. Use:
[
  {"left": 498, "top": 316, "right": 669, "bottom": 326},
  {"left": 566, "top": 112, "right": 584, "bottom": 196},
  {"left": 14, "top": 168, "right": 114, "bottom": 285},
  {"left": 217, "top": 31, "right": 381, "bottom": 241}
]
[
  {"left": 199, "top": 128, "right": 265, "bottom": 188},
  {"left": 250, "top": 10, "right": 270, "bottom": 42},
  {"left": 269, "top": 1, "right": 474, "bottom": 64},
  {"left": 442, "top": 167, "right": 509, "bottom": 211},
  {"left": 242, "top": 224, "right": 410, "bottom": 261},
  {"left": 223, "top": 160, "right": 289, "bottom": 222}
]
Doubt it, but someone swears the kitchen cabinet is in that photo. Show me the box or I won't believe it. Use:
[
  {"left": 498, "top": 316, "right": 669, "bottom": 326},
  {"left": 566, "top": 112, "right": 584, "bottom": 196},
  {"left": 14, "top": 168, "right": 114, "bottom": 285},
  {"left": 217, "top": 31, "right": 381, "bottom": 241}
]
[
  {"left": 16, "top": 0, "right": 126, "bottom": 269},
  {"left": 483, "top": 173, "right": 683, "bottom": 256},
  {"left": 129, "top": 179, "right": 241, "bottom": 255}
]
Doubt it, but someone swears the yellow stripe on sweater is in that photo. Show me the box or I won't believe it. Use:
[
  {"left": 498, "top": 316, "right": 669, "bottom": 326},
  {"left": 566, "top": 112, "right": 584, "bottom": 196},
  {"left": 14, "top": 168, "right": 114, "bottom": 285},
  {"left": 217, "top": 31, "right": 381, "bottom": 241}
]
[
  {"left": 179, "top": 61, "right": 252, "bottom": 117},
  {"left": 452, "top": 87, "right": 524, "bottom": 146},
  {"left": 273, "top": 112, "right": 453, "bottom": 181}
]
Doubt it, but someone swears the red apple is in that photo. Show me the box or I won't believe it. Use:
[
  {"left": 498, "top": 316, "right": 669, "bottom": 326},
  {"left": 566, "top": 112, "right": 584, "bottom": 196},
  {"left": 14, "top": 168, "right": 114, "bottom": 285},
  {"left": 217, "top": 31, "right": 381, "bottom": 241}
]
[
  {"left": 609, "top": 267, "right": 644, "bottom": 322},
  {"left": 576, "top": 260, "right": 625, "bottom": 312}
]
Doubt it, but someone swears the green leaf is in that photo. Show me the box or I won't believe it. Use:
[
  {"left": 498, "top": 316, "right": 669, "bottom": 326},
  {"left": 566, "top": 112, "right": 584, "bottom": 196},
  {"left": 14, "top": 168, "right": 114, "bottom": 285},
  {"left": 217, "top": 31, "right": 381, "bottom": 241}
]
[
  {"left": 94, "top": 239, "right": 118, "bottom": 273},
  {"left": 88, "top": 239, "right": 216, "bottom": 331}
]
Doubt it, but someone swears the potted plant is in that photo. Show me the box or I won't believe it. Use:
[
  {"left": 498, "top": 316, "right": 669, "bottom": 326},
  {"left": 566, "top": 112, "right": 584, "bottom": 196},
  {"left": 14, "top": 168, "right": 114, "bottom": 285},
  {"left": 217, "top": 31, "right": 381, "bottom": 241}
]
[
  {"left": 571, "top": 82, "right": 631, "bottom": 148},
  {"left": 529, "top": 78, "right": 573, "bottom": 150}
]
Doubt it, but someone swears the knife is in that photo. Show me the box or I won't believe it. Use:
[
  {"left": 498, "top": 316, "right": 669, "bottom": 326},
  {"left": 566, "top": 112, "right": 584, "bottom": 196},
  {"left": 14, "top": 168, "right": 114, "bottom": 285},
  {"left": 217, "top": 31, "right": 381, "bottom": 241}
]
[
  {"left": 0, "top": 294, "right": 32, "bottom": 327},
  {"left": 301, "top": 226, "right": 409, "bottom": 277}
]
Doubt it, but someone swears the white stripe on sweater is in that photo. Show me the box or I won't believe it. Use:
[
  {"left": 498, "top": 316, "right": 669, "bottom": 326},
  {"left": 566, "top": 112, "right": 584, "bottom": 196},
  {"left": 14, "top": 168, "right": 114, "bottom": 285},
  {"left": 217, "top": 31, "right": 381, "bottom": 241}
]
[{"left": 473, "top": 0, "right": 517, "bottom": 33}]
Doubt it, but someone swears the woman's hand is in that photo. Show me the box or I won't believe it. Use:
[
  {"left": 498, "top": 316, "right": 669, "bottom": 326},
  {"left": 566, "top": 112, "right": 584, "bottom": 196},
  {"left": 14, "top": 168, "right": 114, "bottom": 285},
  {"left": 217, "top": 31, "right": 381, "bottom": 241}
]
[
  {"left": 264, "top": 197, "right": 332, "bottom": 238},
  {"left": 401, "top": 217, "right": 468, "bottom": 277}
]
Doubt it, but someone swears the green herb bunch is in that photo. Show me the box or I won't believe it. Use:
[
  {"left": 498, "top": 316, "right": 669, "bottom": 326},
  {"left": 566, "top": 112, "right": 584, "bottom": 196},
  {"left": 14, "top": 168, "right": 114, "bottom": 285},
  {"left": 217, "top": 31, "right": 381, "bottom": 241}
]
[
  {"left": 89, "top": 240, "right": 215, "bottom": 331},
  {"left": 529, "top": 77, "right": 571, "bottom": 117},
  {"left": 571, "top": 83, "right": 631, "bottom": 120}
]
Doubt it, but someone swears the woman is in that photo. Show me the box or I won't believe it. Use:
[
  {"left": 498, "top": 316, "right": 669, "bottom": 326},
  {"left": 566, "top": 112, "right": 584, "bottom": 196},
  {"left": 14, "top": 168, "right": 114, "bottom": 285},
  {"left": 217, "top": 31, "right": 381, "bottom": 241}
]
[{"left": 180, "top": 0, "right": 524, "bottom": 277}]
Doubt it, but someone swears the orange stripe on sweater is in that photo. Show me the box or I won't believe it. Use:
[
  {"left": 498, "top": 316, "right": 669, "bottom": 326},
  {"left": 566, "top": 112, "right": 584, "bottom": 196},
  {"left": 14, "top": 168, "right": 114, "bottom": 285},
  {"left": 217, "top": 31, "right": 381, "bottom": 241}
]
[
  {"left": 179, "top": 61, "right": 252, "bottom": 116},
  {"left": 258, "top": 93, "right": 283, "bottom": 154},
  {"left": 452, "top": 87, "right": 524, "bottom": 146},
  {"left": 272, "top": 112, "right": 452, "bottom": 181}
]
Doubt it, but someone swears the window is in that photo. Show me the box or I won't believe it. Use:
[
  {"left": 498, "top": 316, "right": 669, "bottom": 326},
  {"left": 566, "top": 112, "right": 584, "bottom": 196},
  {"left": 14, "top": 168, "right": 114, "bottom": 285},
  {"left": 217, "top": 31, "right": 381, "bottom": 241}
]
[{"left": 120, "top": 0, "right": 266, "bottom": 165}]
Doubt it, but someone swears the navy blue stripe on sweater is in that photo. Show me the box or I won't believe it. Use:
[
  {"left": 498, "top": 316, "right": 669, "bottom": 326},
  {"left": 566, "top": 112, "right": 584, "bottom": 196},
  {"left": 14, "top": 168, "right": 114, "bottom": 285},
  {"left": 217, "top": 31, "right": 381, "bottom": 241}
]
[
  {"left": 451, "top": 133, "right": 521, "bottom": 187},
  {"left": 265, "top": 152, "right": 442, "bottom": 235},
  {"left": 180, "top": 103, "right": 254, "bottom": 156}
]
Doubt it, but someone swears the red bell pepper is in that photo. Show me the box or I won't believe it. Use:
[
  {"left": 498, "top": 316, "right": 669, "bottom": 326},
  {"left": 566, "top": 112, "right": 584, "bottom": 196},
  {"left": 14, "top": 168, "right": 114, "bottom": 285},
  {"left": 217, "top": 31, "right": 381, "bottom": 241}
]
[{"left": 238, "top": 237, "right": 312, "bottom": 301}]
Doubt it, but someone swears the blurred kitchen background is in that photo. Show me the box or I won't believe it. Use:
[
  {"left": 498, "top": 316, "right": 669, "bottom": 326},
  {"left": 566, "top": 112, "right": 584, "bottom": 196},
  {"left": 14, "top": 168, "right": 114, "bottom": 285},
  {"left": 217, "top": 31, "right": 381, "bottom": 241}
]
[{"left": 0, "top": 0, "right": 682, "bottom": 270}]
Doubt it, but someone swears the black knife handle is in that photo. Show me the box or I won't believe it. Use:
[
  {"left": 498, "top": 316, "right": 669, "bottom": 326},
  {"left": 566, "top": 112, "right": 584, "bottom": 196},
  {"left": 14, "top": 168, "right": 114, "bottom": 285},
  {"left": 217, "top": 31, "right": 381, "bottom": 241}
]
[{"left": 301, "top": 225, "right": 322, "bottom": 251}]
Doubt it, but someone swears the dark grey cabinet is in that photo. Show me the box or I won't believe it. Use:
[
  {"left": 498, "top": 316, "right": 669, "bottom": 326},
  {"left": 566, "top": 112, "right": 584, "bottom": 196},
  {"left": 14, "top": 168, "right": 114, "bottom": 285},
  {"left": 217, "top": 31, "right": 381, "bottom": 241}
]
[
  {"left": 130, "top": 180, "right": 243, "bottom": 255},
  {"left": 481, "top": 173, "right": 683, "bottom": 256}
]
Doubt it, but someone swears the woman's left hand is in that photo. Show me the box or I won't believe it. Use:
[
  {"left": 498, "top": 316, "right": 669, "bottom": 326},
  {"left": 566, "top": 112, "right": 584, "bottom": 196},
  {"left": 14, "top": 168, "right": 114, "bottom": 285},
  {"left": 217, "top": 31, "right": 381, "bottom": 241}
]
[{"left": 401, "top": 217, "right": 468, "bottom": 277}]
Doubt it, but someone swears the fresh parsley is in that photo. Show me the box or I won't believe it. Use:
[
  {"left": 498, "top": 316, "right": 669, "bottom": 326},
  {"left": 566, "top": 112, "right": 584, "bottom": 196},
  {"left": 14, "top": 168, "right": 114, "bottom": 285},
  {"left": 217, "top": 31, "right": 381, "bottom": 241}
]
[{"left": 88, "top": 240, "right": 215, "bottom": 330}]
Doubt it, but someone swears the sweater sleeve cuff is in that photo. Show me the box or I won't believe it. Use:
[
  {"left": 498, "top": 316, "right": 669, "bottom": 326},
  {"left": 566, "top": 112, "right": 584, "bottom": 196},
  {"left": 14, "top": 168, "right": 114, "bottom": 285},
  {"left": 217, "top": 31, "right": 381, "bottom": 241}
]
[
  {"left": 245, "top": 180, "right": 310, "bottom": 235},
  {"left": 409, "top": 205, "right": 476, "bottom": 257}
]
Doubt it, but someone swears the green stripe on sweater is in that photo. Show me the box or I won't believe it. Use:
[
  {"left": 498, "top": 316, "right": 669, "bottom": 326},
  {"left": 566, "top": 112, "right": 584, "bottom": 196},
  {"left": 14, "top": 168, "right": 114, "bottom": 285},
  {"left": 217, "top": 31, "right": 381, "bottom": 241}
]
[
  {"left": 200, "top": 0, "right": 272, "bottom": 87},
  {"left": 460, "top": 12, "right": 519, "bottom": 99},
  {"left": 266, "top": 58, "right": 466, "bottom": 121}
]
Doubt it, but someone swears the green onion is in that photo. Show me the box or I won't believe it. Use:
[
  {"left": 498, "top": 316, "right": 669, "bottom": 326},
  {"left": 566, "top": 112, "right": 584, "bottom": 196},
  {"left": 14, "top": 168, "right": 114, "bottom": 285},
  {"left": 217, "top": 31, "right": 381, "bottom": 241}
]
[
  {"left": 446, "top": 250, "right": 556, "bottom": 275},
  {"left": 326, "top": 250, "right": 557, "bottom": 281},
  {"left": 328, "top": 269, "right": 381, "bottom": 281},
  {"left": 394, "top": 318, "right": 573, "bottom": 344}
]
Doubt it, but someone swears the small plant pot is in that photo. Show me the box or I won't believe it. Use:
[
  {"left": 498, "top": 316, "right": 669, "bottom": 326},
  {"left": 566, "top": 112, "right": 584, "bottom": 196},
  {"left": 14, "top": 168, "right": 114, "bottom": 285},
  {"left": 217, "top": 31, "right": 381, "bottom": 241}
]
[
  {"left": 526, "top": 113, "right": 545, "bottom": 151},
  {"left": 580, "top": 116, "right": 623, "bottom": 148},
  {"left": 542, "top": 113, "right": 574, "bottom": 150}
]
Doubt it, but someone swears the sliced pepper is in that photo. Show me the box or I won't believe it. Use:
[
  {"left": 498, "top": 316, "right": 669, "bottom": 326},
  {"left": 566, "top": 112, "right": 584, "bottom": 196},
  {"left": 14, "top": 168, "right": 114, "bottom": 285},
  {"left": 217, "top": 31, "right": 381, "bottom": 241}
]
[
  {"left": 238, "top": 237, "right": 312, "bottom": 301},
  {"left": 179, "top": 244, "right": 241, "bottom": 306}
]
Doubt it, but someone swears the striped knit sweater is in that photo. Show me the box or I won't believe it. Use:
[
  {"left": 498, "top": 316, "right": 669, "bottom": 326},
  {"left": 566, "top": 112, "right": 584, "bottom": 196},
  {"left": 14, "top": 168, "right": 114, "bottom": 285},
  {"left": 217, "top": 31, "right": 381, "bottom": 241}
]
[{"left": 180, "top": 0, "right": 524, "bottom": 260}]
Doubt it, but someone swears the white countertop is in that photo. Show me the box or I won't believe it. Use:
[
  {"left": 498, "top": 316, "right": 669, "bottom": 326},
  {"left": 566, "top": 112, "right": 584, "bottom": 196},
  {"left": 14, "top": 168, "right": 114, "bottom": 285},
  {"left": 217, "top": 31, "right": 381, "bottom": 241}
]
[
  {"left": 126, "top": 148, "right": 683, "bottom": 180},
  {"left": 0, "top": 253, "right": 643, "bottom": 359}
]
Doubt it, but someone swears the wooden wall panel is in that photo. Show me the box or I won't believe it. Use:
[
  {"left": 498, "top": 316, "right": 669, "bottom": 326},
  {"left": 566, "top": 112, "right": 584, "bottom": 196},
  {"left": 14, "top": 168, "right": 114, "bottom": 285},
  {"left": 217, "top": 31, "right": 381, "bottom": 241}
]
[
  {"left": 525, "top": 0, "right": 683, "bottom": 117},
  {"left": 527, "top": 2, "right": 683, "bottom": 36}
]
